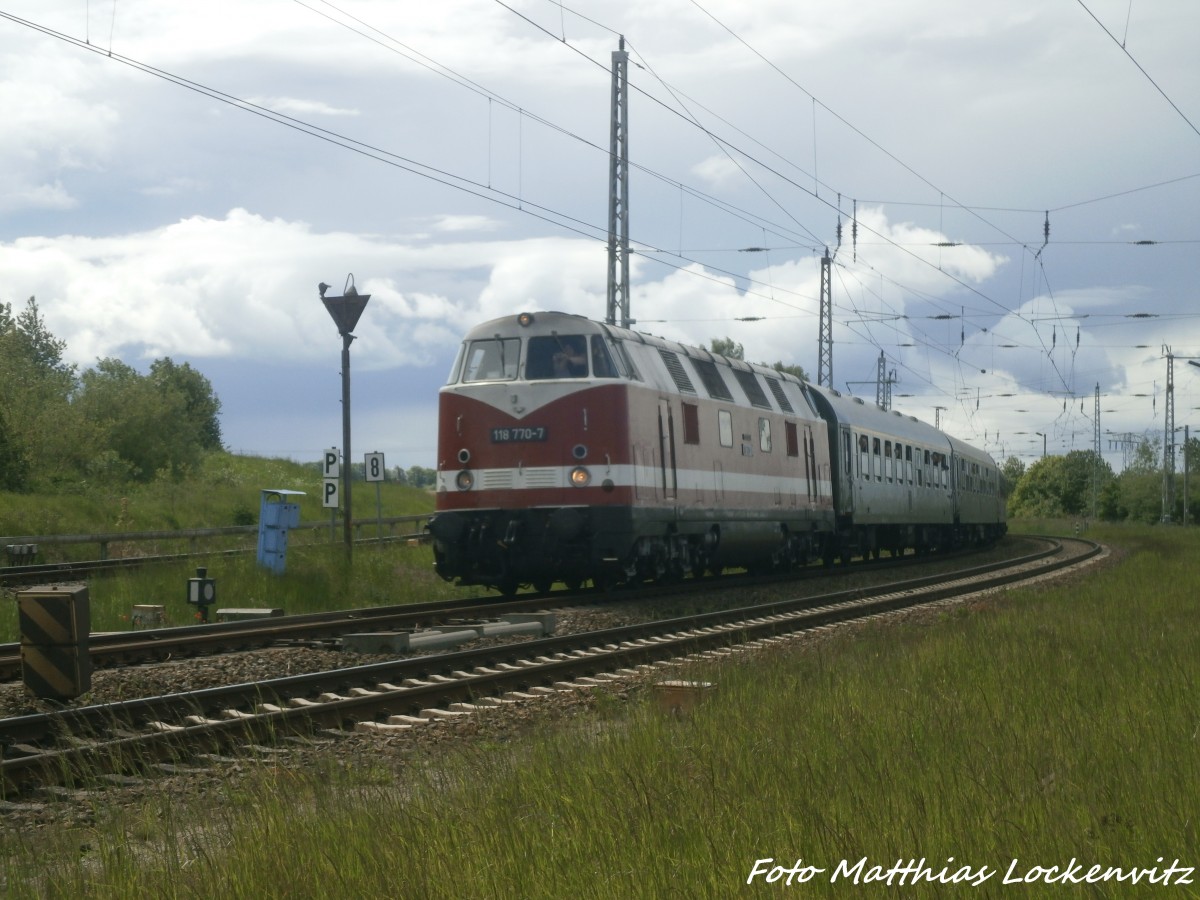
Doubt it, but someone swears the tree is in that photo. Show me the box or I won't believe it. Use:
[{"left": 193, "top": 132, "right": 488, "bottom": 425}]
[
  {"left": 149, "top": 357, "right": 224, "bottom": 450},
  {"left": 1000, "top": 455, "right": 1025, "bottom": 498},
  {"left": 74, "top": 358, "right": 209, "bottom": 481},
  {"left": 406, "top": 466, "right": 437, "bottom": 489},
  {"left": 769, "top": 361, "right": 809, "bottom": 382},
  {"left": 0, "top": 297, "right": 79, "bottom": 489},
  {"left": 709, "top": 337, "right": 744, "bottom": 360},
  {"left": 710, "top": 337, "right": 809, "bottom": 381},
  {"left": 1007, "top": 450, "right": 1113, "bottom": 518}
]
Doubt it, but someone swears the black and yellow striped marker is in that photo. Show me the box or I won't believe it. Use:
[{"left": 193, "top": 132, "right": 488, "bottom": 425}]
[{"left": 16, "top": 584, "right": 91, "bottom": 699}]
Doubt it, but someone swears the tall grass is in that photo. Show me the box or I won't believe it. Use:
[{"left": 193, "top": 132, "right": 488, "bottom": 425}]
[
  {"left": 0, "top": 451, "right": 433, "bottom": 539},
  {"left": 4, "top": 523, "right": 1197, "bottom": 897},
  {"left": 0, "top": 452, "right": 463, "bottom": 639}
]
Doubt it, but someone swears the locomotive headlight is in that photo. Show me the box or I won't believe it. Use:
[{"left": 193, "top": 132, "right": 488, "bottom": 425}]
[
  {"left": 455, "top": 470, "right": 474, "bottom": 491},
  {"left": 569, "top": 466, "right": 591, "bottom": 487},
  {"left": 517, "top": 312, "right": 535, "bottom": 327}
]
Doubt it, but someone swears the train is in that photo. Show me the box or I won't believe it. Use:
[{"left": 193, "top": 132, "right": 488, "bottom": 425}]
[{"left": 427, "top": 311, "right": 1005, "bottom": 594}]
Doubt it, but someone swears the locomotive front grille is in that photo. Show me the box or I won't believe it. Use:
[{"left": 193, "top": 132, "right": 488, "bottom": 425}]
[
  {"left": 522, "top": 467, "right": 560, "bottom": 488},
  {"left": 481, "top": 470, "right": 515, "bottom": 490}
]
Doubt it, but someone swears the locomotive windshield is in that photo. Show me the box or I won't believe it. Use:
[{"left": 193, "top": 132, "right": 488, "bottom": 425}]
[
  {"left": 461, "top": 338, "right": 520, "bottom": 382},
  {"left": 525, "top": 334, "right": 622, "bottom": 380}
]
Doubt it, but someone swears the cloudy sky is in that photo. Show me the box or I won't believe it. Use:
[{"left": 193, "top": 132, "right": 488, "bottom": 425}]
[{"left": 1, "top": 0, "right": 1197, "bottom": 474}]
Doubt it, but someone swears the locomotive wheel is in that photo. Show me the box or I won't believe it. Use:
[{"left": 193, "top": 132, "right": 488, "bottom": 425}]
[
  {"left": 533, "top": 578, "right": 553, "bottom": 593},
  {"left": 497, "top": 576, "right": 520, "bottom": 598}
]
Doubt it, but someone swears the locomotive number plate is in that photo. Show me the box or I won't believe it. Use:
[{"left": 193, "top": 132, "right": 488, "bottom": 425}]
[{"left": 490, "top": 426, "right": 548, "bottom": 443}]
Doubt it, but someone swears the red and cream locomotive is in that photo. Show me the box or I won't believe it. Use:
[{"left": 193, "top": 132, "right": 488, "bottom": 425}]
[{"left": 428, "top": 311, "right": 1005, "bottom": 594}]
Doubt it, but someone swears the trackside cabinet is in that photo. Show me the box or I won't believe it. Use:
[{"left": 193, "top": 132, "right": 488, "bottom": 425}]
[
  {"left": 16, "top": 583, "right": 91, "bottom": 699},
  {"left": 256, "top": 489, "right": 306, "bottom": 574}
]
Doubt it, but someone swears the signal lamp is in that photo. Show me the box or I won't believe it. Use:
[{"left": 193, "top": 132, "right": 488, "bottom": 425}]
[
  {"left": 569, "top": 466, "right": 591, "bottom": 487},
  {"left": 455, "top": 470, "right": 474, "bottom": 491}
]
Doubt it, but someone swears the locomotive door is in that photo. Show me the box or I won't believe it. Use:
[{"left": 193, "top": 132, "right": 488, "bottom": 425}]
[{"left": 657, "top": 399, "right": 677, "bottom": 500}]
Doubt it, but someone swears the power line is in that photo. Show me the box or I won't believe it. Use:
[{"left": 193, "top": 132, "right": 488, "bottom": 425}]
[{"left": 1074, "top": 0, "right": 1200, "bottom": 139}]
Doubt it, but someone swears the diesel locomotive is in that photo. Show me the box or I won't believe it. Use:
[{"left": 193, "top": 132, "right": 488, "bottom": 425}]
[{"left": 427, "top": 311, "right": 1005, "bottom": 594}]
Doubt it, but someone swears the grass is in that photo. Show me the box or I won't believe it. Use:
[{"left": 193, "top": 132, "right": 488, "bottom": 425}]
[
  {"left": 2, "top": 521, "right": 1197, "bottom": 897},
  {"left": 0, "top": 452, "right": 471, "bottom": 640}
]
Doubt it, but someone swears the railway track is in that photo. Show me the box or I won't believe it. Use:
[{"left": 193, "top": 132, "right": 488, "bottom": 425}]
[
  {"left": 0, "top": 536, "right": 1101, "bottom": 795},
  {"left": 0, "top": 537, "right": 1024, "bottom": 681}
]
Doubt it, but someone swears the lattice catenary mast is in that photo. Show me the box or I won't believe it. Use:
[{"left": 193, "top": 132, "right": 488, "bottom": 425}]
[{"left": 605, "top": 37, "right": 630, "bottom": 329}]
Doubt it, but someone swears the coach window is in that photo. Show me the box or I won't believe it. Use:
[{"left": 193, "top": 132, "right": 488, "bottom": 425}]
[
  {"left": 463, "top": 338, "right": 520, "bottom": 382},
  {"left": 905, "top": 445, "right": 913, "bottom": 484},
  {"left": 718, "top": 409, "right": 734, "bottom": 448},
  {"left": 682, "top": 402, "right": 700, "bottom": 445},
  {"left": 885, "top": 441, "right": 894, "bottom": 482},
  {"left": 759, "top": 417, "right": 772, "bottom": 453},
  {"left": 873, "top": 438, "right": 882, "bottom": 481},
  {"left": 858, "top": 434, "right": 869, "bottom": 478}
]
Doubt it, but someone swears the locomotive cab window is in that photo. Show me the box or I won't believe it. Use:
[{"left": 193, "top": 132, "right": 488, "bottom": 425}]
[
  {"left": 462, "top": 338, "right": 520, "bottom": 382},
  {"left": 527, "top": 335, "right": 588, "bottom": 379}
]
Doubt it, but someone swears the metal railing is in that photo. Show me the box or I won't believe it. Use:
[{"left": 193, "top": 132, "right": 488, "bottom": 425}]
[{"left": 2, "top": 514, "right": 432, "bottom": 563}]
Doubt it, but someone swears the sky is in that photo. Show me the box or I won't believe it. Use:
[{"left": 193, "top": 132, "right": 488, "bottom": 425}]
[{"left": 1, "top": 0, "right": 1197, "bottom": 475}]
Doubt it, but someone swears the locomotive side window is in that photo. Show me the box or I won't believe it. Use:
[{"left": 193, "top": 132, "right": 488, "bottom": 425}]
[
  {"left": 462, "top": 338, "right": 520, "bottom": 382},
  {"left": 758, "top": 417, "right": 772, "bottom": 452},
  {"left": 446, "top": 343, "right": 466, "bottom": 384},
  {"left": 527, "top": 335, "right": 588, "bottom": 379},
  {"left": 612, "top": 340, "right": 639, "bottom": 380},
  {"left": 590, "top": 336, "right": 620, "bottom": 378},
  {"left": 718, "top": 410, "right": 734, "bottom": 448},
  {"left": 682, "top": 402, "right": 700, "bottom": 445},
  {"left": 786, "top": 421, "right": 800, "bottom": 458}
]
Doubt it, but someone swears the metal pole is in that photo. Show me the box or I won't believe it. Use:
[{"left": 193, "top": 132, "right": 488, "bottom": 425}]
[
  {"left": 341, "top": 334, "right": 353, "bottom": 563},
  {"left": 1180, "top": 423, "right": 1189, "bottom": 524},
  {"left": 817, "top": 249, "right": 833, "bottom": 387}
]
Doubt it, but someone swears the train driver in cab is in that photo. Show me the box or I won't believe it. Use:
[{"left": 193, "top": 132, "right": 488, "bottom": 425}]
[{"left": 552, "top": 336, "right": 587, "bottom": 377}]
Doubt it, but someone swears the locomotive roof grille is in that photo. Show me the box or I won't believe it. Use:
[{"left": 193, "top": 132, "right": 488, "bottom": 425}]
[
  {"left": 658, "top": 349, "right": 697, "bottom": 394},
  {"left": 764, "top": 375, "right": 794, "bottom": 413},
  {"left": 733, "top": 369, "right": 772, "bottom": 409},
  {"left": 691, "top": 358, "right": 734, "bottom": 401}
]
